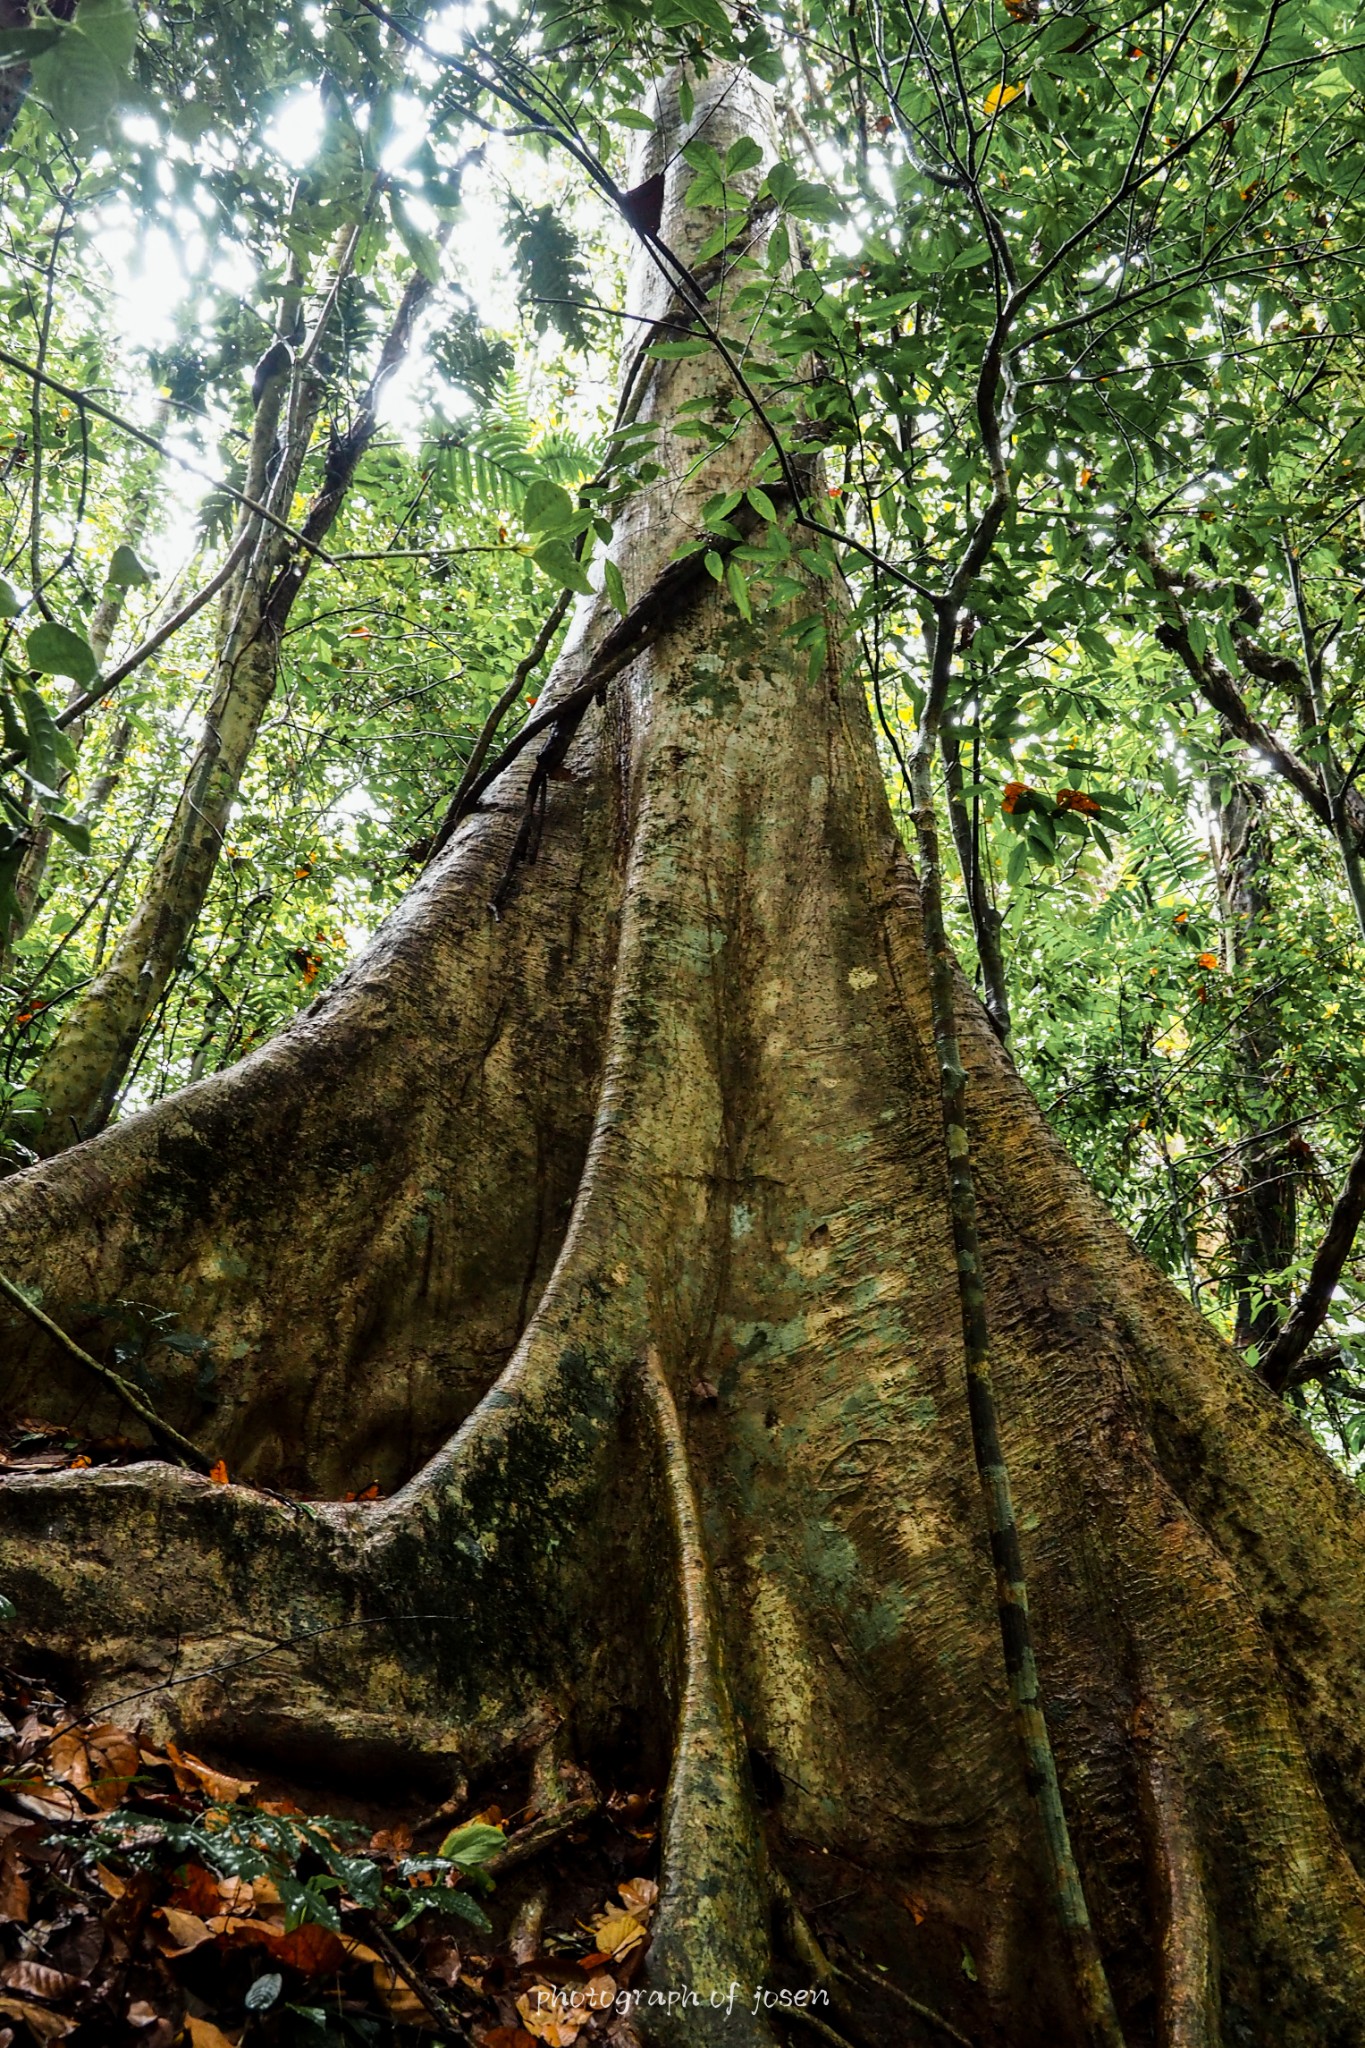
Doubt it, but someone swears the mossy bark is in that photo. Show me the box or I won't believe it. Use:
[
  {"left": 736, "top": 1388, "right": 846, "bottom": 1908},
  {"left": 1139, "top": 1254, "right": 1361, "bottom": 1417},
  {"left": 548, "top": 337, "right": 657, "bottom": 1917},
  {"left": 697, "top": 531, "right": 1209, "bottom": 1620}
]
[{"left": 1, "top": 67, "right": 1365, "bottom": 2048}]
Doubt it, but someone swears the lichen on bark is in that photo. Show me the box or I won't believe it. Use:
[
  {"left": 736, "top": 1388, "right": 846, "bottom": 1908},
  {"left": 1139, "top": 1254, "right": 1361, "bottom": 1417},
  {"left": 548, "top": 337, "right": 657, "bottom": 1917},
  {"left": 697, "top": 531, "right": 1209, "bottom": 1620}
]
[{"left": 1, "top": 64, "right": 1365, "bottom": 2048}]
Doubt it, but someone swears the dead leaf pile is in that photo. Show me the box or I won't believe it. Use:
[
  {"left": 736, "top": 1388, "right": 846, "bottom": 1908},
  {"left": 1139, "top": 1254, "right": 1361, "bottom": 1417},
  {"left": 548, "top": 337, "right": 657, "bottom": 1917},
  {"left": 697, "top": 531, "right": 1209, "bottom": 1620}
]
[{"left": 0, "top": 1666, "right": 657, "bottom": 2047}]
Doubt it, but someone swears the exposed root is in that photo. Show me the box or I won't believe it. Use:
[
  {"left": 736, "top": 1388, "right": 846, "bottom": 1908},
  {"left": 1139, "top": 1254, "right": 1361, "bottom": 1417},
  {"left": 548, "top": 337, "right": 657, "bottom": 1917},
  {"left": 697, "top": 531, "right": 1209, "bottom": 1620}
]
[
  {"left": 1133, "top": 1716, "right": 1219, "bottom": 2048},
  {"left": 637, "top": 1348, "right": 776, "bottom": 2048},
  {"left": 783, "top": 2010, "right": 860, "bottom": 2048}
]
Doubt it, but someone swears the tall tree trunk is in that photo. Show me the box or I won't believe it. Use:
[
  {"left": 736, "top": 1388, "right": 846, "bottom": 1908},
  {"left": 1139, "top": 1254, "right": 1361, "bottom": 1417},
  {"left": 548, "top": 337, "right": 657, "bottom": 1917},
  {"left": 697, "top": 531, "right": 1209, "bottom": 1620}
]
[
  {"left": 2, "top": 68, "right": 1365, "bottom": 2048},
  {"left": 24, "top": 252, "right": 432, "bottom": 1152}
]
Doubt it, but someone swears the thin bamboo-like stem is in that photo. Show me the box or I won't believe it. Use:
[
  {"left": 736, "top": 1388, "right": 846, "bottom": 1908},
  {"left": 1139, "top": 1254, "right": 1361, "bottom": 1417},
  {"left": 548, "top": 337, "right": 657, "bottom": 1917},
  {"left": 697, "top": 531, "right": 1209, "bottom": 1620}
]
[{"left": 909, "top": 611, "right": 1126, "bottom": 2048}]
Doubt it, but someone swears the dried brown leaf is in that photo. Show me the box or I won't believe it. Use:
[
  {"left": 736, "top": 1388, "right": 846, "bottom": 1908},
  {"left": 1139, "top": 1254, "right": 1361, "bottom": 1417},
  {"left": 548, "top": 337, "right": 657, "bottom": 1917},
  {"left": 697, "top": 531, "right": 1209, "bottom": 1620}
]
[
  {"left": 0, "top": 1841, "right": 28, "bottom": 1926},
  {"left": 0, "top": 1962, "right": 77, "bottom": 2002},
  {"left": 615, "top": 1880, "right": 657, "bottom": 1919},
  {"left": 164, "top": 1745, "right": 254, "bottom": 1805},
  {"left": 186, "top": 2020, "right": 239, "bottom": 2048},
  {"left": 155, "top": 1906, "right": 214, "bottom": 1954},
  {"left": 515, "top": 1984, "right": 589, "bottom": 2045},
  {"left": 584, "top": 1912, "right": 645, "bottom": 1960},
  {"left": 582, "top": 1974, "right": 617, "bottom": 2011},
  {"left": 0, "top": 1995, "right": 75, "bottom": 2042}
]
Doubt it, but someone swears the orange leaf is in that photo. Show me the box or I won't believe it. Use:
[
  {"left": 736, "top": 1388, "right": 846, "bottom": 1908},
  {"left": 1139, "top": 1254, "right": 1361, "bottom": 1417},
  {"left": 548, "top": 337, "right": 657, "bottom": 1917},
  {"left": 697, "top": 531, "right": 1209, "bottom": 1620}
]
[
  {"left": 169, "top": 1862, "right": 229, "bottom": 1918},
  {"left": 271, "top": 1921, "right": 349, "bottom": 1975},
  {"left": 1197, "top": 952, "right": 1219, "bottom": 971},
  {"left": 372, "top": 1958, "right": 434, "bottom": 2026},
  {"left": 0, "top": 1993, "right": 76, "bottom": 2040},
  {"left": 187, "top": 2020, "right": 239, "bottom": 2048},
  {"left": 208, "top": 1460, "right": 229, "bottom": 1485},
  {"left": 165, "top": 1744, "right": 255, "bottom": 1804}
]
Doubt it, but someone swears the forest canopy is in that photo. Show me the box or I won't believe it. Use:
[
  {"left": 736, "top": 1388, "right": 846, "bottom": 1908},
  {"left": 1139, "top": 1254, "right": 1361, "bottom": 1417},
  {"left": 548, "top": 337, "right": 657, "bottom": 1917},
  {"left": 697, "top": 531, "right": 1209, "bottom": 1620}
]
[{"left": 4, "top": 2, "right": 1365, "bottom": 2044}]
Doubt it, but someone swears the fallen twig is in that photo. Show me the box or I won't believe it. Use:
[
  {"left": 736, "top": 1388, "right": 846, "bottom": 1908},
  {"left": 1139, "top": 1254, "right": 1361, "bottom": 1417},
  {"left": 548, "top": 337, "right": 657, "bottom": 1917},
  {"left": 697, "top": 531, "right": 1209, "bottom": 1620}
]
[
  {"left": 486, "top": 1795, "right": 599, "bottom": 1877},
  {"left": 361, "top": 1911, "right": 471, "bottom": 2039},
  {"left": 0, "top": 1269, "right": 212, "bottom": 1474},
  {"left": 834, "top": 1955, "right": 976, "bottom": 2048}
]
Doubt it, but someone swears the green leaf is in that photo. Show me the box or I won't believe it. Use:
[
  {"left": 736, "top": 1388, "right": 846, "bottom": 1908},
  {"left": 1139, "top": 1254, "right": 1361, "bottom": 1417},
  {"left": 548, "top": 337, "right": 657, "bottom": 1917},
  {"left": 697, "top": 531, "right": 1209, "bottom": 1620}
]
[
  {"left": 522, "top": 479, "right": 576, "bottom": 534},
  {"left": 604, "top": 560, "right": 628, "bottom": 616},
  {"left": 0, "top": 1593, "right": 16, "bottom": 1624},
  {"left": 47, "top": 810, "right": 91, "bottom": 855},
  {"left": 1, "top": 695, "right": 25, "bottom": 756},
  {"left": 532, "top": 539, "right": 594, "bottom": 597},
  {"left": 107, "top": 545, "right": 151, "bottom": 588},
  {"left": 388, "top": 191, "right": 442, "bottom": 284},
  {"left": 441, "top": 1887, "right": 494, "bottom": 1929},
  {"left": 18, "top": 687, "right": 65, "bottom": 793},
  {"left": 725, "top": 136, "right": 764, "bottom": 176},
  {"left": 764, "top": 161, "right": 798, "bottom": 208},
  {"left": 726, "top": 558, "right": 752, "bottom": 620},
  {"left": 434, "top": 1821, "right": 507, "bottom": 1869},
  {"left": 26, "top": 622, "right": 97, "bottom": 686},
  {"left": 75, "top": 0, "right": 138, "bottom": 70},
  {"left": 747, "top": 486, "right": 778, "bottom": 521},
  {"left": 0, "top": 26, "right": 63, "bottom": 64},
  {"left": 0, "top": 578, "right": 21, "bottom": 620},
  {"left": 30, "top": 16, "right": 125, "bottom": 141}
]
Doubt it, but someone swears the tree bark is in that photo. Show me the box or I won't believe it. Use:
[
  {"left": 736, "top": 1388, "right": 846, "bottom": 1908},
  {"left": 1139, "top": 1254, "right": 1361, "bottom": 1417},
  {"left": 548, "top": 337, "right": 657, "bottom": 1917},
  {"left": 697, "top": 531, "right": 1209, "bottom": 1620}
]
[{"left": 1, "top": 67, "right": 1365, "bottom": 2048}]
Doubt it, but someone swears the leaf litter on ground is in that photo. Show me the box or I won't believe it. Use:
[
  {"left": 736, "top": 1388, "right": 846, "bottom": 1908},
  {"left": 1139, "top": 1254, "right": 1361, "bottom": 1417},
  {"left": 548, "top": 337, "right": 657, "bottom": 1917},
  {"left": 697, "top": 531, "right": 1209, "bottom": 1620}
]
[{"left": 0, "top": 1664, "right": 657, "bottom": 2047}]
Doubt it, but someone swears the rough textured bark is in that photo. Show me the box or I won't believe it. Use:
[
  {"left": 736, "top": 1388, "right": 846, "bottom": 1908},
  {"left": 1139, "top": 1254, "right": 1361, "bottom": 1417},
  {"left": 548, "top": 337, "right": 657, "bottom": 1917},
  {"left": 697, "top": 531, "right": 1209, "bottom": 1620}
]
[{"left": 2, "top": 68, "right": 1365, "bottom": 2048}]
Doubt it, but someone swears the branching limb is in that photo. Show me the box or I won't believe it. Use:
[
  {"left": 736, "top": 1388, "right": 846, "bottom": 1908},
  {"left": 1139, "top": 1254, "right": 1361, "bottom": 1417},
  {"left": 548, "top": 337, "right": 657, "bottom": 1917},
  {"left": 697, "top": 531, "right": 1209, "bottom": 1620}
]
[
  {"left": 1139, "top": 547, "right": 1342, "bottom": 837},
  {"left": 426, "top": 587, "right": 573, "bottom": 865},
  {"left": 0, "top": 344, "right": 337, "bottom": 562},
  {"left": 1260, "top": 1130, "right": 1365, "bottom": 1395}
]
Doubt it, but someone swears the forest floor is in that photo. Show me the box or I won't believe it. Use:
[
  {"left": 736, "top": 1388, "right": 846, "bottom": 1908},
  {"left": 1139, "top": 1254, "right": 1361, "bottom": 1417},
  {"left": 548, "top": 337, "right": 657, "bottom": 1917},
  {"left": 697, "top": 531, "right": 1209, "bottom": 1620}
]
[{"left": 0, "top": 1420, "right": 661, "bottom": 2048}]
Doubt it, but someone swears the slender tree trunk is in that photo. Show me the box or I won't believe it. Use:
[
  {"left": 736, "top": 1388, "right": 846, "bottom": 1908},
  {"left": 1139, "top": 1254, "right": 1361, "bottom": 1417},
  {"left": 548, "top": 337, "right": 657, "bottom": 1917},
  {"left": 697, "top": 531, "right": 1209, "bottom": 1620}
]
[
  {"left": 1209, "top": 776, "right": 1299, "bottom": 1355},
  {"left": 942, "top": 724, "right": 1010, "bottom": 1041},
  {"left": 1, "top": 68, "right": 1365, "bottom": 2048},
  {"left": 24, "top": 252, "right": 433, "bottom": 1152}
]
